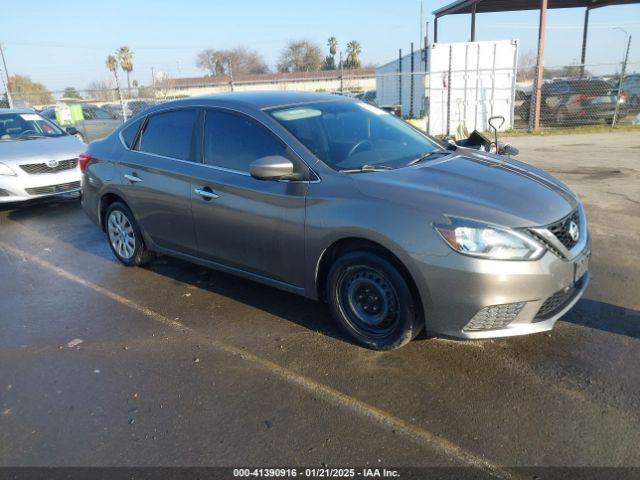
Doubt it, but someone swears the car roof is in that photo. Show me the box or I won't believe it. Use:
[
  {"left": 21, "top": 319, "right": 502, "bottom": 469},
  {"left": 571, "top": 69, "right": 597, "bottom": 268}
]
[
  {"left": 0, "top": 108, "right": 38, "bottom": 114},
  {"left": 147, "top": 91, "right": 353, "bottom": 113}
]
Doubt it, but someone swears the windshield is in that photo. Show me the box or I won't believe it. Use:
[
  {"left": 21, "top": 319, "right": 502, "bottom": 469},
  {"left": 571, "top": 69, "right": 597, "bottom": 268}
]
[
  {"left": 269, "top": 101, "right": 442, "bottom": 171},
  {"left": 0, "top": 112, "right": 65, "bottom": 141}
]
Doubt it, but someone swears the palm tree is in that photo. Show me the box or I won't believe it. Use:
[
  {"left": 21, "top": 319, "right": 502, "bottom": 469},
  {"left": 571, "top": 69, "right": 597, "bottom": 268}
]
[
  {"left": 117, "top": 46, "right": 134, "bottom": 97},
  {"left": 345, "top": 40, "right": 362, "bottom": 69},
  {"left": 327, "top": 37, "right": 338, "bottom": 56},
  {"left": 106, "top": 55, "right": 126, "bottom": 119}
]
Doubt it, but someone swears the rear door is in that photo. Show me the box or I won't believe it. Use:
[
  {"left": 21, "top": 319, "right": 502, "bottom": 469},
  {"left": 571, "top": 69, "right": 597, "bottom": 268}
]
[
  {"left": 190, "top": 109, "right": 307, "bottom": 288},
  {"left": 118, "top": 108, "right": 200, "bottom": 256}
]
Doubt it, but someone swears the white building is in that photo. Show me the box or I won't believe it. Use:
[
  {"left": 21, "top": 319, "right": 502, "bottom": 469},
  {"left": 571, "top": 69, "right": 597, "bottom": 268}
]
[{"left": 376, "top": 40, "right": 519, "bottom": 135}]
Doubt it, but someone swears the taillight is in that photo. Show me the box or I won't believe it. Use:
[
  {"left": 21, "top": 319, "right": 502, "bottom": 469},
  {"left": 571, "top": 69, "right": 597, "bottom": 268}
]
[
  {"left": 570, "top": 94, "right": 590, "bottom": 104},
  {"left": 79, "top": 153, "right": 92, "bottom": 173}
]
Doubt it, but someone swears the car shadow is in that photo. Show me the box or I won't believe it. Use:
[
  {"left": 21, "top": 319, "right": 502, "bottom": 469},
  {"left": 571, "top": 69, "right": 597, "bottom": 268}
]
[
  {"left": 563, "top": 298, "right": 640, "bottom": 339},
  {"left": 6, "top": 199, "right": 638, "bottom": 343}
]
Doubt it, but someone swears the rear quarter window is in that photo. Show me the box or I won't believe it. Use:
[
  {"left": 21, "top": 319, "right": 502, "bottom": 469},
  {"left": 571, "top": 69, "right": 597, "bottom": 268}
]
[{"left": 121, "top": 118, "right": 143, "bottom": 149}]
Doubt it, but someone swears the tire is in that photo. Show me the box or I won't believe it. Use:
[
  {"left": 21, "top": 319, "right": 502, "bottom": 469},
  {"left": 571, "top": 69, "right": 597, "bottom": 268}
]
[
  {"left": 326, "top": 251, "right": 423, "bottom": 350},
  {"left": 105, "top": 202, "right": 153, "bottom": 266}
]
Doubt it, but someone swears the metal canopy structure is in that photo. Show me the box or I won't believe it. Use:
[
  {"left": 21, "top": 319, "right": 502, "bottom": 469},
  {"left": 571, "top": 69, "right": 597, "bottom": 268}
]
[{"left": 432, "top": 0, "right": 640, "bottom": 129}]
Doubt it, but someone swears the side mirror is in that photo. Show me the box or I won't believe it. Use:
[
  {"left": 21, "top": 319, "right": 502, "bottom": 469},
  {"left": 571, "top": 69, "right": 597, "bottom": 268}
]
[
  {"left": 65, "top": 126, "right": 79, "bottom": 136},
  {"left": 250, "top": 155, "right": 296, "bottom": 180}
]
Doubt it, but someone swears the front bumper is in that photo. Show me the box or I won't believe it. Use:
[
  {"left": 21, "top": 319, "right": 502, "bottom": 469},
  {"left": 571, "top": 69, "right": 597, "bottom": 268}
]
[
  {"left": 413, "top": 242, "right": 591, "bottom": 340},
  {"left": 0, "top": 168, "right": 81, "bottom": 203}
]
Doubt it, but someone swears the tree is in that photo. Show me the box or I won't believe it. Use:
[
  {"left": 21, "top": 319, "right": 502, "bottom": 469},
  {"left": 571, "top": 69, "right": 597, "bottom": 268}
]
[
  {"left": 196, "top": 46, "right": 268, "bottom": 76},
  {"left": 323, "top": 37, "right": 338, "bottom": 70},
  {"left": 344, "top": 40, "right": 362, "bottom": 69},
  {"left": 327, "top": 36, "right": 338, "bottom": 56},
  {"left": 106, "top": 55, "right": 125, "bottom": 117},
  {"left": 277, "top": 40, "right": 323, "bottom": 73},
  {"left": 323, "top": 55, "right": 336, "bottom": 70},
  {"left": 63, "top": 87, "right": 82, "bottom": 99},
  {"left": 117, "top": 46, "right": 134, "bottom": 97},
  {"left": 7, "top": 75, "right": 53, "bottom": 106},
  {"left": 87, "top": 79, "right": 115, "bottom": 102}
]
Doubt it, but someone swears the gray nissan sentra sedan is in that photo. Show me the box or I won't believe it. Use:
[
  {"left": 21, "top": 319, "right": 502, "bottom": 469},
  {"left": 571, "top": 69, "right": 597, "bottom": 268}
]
[{"left": 81, "top": 92, "right": 590, "bottom": 350}]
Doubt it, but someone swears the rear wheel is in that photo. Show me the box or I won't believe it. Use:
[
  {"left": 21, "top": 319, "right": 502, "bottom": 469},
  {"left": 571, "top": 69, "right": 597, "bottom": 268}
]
[
  {"left": 326, "top": 251, "right": 422, "bottom": 350},
  {"left": 105, "top": 202, "right": 153, "bottom": 266}
]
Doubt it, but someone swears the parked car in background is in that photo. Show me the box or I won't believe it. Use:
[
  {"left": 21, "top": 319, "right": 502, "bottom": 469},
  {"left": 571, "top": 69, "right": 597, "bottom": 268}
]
[
  {"left": 0, "top": 108, "right": 84, "bottom": 203},
  {"left": 41, "top": 104, "right": 122, "bottom": 143},
  {"left": 100, "top": 101, "right": 157, "bottom": 120},
  {"left": 621, "top": 74, "right": 640, "bottom": 109},
  {"left": 517, "top": 79, "right": 626, "bottom": 125},
  {"left": 81, "top": 92, "right": 589, "bottom": 350},
  {"left": 356, "top": 90, "right": 377, "bottom": 105}
]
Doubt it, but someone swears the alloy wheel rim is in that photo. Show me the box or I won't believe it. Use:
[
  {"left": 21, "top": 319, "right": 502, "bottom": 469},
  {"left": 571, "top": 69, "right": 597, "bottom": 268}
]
[
  {"left": 339, "top": 267, "right": 399, "bottom": 337},
  {"left": 107, "top": 210, "right": 136, "bottom": 259}
]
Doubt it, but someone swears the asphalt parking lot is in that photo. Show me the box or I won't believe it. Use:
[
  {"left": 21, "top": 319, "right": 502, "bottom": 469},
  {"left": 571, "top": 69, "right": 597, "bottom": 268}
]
[{"left": 1, "top": 131, "right": 639, "bottom": 475}]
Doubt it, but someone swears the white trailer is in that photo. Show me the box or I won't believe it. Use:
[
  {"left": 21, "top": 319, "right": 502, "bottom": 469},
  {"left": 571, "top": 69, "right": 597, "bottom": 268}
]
[{"left": 376, "top": 40, "right": 519, "bottom": 136}]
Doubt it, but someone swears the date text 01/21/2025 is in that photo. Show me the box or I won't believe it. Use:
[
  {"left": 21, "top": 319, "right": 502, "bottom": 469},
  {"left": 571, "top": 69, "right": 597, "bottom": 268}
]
[{"left": 232, "top": 468, "right": 400, "bottom": 478}]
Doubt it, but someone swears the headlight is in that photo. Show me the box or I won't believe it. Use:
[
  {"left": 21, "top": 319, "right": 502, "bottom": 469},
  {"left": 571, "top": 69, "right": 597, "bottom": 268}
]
[
  {"left": 0, "top": 163, "right": 16, "bottom": 176},
  {"left": 435, "top": 218, "right": 544, "bottom": 260}
]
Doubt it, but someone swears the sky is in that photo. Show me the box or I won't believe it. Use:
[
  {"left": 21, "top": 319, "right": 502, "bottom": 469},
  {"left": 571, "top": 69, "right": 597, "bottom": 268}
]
[{"left": 1, "top": 0, "right": 639, "bottom": 92}]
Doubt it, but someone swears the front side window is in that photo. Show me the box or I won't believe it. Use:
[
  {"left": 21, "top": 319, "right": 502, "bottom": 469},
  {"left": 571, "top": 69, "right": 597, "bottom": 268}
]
[
  {"left": 203, "top": 110, "right": 287, "bottom": 172},
  {"left": 269, "top": 101, "right": 441, "bottom": 171},
  {"left": 138, "top": 109, "right": 197, "bottom": 160}
]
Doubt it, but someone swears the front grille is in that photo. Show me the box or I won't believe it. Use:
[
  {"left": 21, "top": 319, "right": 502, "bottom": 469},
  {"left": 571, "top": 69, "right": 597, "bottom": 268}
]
[
  {"left": 536, "top": 286, "right": 577, "bottom": 319},
  {"left": 20, "top": 158, "right": 78, "bottom": 174},
  {"left": 547, "top": 209, "right": 580, "bottom": 250},
  {"left": 25, "top": 181, "right": 80, "bottom": 196},
  {"left": 464, "top": 302, "right": 526, "bottom": 331}
]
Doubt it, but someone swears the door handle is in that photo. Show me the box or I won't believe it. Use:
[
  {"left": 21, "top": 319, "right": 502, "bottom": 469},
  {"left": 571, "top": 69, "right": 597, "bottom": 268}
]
[
  {"left": 194, "top": 187, "right": 219, "bottom": 200},
  {"left": 124, "top": 173, "right": 142, "bottom": 183}
]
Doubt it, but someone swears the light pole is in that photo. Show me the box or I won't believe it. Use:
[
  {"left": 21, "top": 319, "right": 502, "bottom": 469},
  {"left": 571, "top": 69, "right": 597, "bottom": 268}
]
[{"left": 611, "top": 27, "right": 632, "bottom": 128}]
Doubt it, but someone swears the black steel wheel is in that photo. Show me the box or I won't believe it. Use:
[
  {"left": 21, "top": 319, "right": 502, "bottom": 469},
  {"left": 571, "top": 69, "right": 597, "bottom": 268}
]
[{"left": 327, "top": 251, "right": 422, "bottom": 350}]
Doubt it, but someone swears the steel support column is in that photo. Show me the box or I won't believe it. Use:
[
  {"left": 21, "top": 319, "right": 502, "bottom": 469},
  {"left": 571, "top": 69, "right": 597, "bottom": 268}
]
[
  {"left": 434, "top": 17, "right": 439, "bottom": 43},
  {"left": 580, "top": 8, "right": 590, "bottom": 77},
  {"left": 470, "top": 1, "right": 477, "bottom": 41},
  {"left": 531, "top": 0, "right": 548, "bottom": 131}
]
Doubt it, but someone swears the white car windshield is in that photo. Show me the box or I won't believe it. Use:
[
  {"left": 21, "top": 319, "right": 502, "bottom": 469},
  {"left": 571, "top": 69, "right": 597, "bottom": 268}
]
[
  {"left": 269, "top": 101, "right": 443, "bottom": 171},
  {"left": 0, "top": 112, "right": 65, "bottom": 141}
]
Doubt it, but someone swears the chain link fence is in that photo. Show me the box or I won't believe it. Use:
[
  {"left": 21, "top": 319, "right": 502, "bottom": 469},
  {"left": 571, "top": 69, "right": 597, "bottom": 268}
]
[{"left": 1, "top": 62, "right": 639, "bottom": 139}]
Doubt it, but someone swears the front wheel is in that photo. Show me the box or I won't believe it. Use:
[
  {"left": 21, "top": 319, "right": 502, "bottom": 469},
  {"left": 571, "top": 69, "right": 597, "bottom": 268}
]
[
  {"left": 105, "top": 202, "right": 153, "bottom": 266},
  {"left": 326, "top": 251, "right": 423, "bottom": 350}
]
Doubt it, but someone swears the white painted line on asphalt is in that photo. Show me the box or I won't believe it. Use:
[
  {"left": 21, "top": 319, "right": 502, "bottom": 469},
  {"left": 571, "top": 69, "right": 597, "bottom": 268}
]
[{"left": 1, "top": 241, "right": 517, "bottom": 480}]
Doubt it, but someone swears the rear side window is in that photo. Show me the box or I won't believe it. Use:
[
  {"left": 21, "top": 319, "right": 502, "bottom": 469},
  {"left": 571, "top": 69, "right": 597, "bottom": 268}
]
[
  {"left": 121, "top": 118, "right": 143, "bottom": 149},
  {"left": 138, "top": 109, "right": 197, "bottom": 160},
  {"left": 204, "top": 110, "right": 286, "bottom": 172}
]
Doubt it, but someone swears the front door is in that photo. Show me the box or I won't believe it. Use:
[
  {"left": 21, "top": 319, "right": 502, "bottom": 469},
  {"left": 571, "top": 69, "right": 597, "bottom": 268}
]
[{"left": 191, "top": 109, "right": 307, "bottom": 288}]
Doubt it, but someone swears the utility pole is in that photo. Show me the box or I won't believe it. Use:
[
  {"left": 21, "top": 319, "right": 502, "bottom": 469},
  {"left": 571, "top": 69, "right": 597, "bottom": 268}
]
[
  {"left": 0, "top": 44, "right": 14, "bottom": 108},
  {"left": 612, "top": 31, "right": 632, "bottom": 128},
  {"left": 339, "top": 51, "right": 344, "bottom": 94}
]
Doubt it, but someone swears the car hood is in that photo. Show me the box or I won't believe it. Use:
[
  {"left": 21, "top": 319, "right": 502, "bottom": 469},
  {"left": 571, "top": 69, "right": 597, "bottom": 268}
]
[
  {"left": 0, "top": 135, "right": 85, "bottom": 165},
  {"left": 352, "top": 149, "right": 578, "bottom": 228}
]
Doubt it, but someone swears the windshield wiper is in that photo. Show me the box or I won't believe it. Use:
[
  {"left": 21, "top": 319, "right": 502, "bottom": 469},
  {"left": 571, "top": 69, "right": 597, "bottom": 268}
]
[
  {"left": 339, "top": 164, "right": 394, "bottom": 173},
  {"left": 407, "top": 150, "right": 450, "bottom": 166}
]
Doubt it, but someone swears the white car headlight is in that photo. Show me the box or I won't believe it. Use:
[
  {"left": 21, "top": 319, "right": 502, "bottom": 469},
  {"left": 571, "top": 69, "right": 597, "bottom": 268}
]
[
  {"left": 435, "top": 218, "right": 544, "bottom": 260},
  {"left": 0, "top": 163, "right": 16, "bottom": 176}
]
